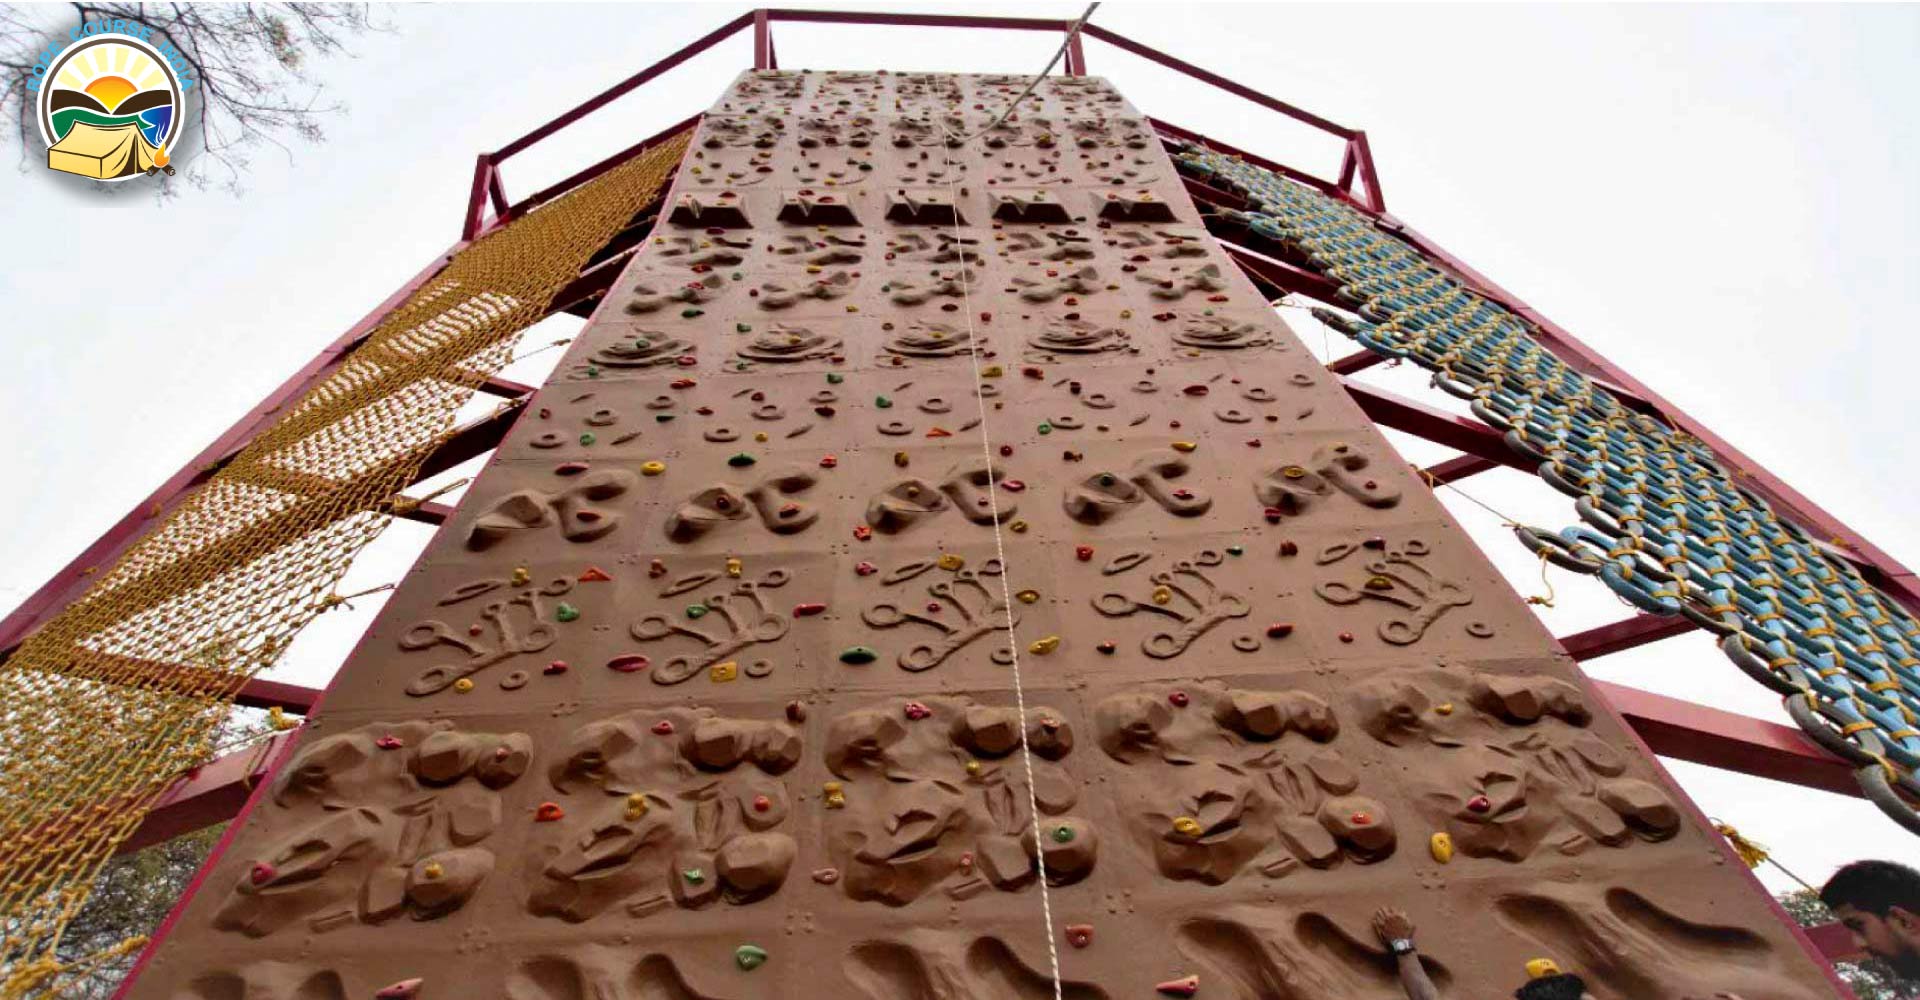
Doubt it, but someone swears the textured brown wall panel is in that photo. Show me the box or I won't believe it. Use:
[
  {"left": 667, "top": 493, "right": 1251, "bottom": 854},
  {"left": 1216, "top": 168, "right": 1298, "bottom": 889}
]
[{"left": 129, "top": 71, "right": 1842, "bottom": 1000}]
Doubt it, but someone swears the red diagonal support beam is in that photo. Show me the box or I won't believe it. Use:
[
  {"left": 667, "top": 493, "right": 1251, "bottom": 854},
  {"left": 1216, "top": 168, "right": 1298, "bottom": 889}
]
[
  {"left": 1422, "top": 452, "right": 1499, "bottom": 485},
  {"left": 1339, "top": 377, "right": 1534, "bottom": 474},
  {"left": 1561, "top": 614, "right": 1701, "bottom": 662},
  {"left": 1592, "top": 679, "right": 1858, "bottom": 798},
  {"left": 1328, "top": 350, "right": 1387, "bottom": 376},
  {"left": 117, "top": 732, "right": 298, "bottom": 855}
]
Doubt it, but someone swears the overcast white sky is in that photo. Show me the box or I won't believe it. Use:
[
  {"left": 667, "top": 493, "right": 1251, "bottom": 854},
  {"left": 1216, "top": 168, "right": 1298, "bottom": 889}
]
[{"left": 3, "top": 2, "right": 1916, "bottom": 897}]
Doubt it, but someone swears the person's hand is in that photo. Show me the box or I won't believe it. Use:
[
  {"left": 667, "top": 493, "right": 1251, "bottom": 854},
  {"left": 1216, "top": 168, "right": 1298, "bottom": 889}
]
[{"left": 1372, "top": 907, "right": 1415, "bottom": 945}]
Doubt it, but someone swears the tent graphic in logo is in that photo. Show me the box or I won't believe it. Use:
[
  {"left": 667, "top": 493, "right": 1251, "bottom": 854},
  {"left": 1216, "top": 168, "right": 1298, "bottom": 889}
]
[{"left": 40, "top": 36, "right": 181, "bottom": 180}]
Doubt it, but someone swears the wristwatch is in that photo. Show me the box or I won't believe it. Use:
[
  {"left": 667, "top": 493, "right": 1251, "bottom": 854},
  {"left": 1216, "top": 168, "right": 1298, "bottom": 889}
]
[{"left": 1388, "top": 938, "right": 1417, "bottom": 956}]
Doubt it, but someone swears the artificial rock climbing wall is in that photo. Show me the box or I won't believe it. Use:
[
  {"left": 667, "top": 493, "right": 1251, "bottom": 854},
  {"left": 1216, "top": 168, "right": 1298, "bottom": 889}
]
[{"left": 130, "top": 71, "right": 1843, "bottom": 1000}]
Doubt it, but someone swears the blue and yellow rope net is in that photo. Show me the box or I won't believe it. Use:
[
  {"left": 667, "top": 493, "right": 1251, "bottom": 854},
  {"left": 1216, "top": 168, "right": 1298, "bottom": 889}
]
[{"left": 1177, "top": 145, "right": 1920, "bottom": 834}]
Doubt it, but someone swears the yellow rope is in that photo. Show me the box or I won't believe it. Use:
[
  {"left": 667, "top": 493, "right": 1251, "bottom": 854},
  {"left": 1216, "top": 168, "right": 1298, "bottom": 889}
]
[{"left": 0, "top": 132, "right": 688, "bottom": 998}]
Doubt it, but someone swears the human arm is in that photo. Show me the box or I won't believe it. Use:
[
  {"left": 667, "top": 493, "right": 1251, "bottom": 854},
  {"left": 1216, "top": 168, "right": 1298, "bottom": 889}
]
[{"left": 1372, "top": 907, "right": 1442, "bottom": 1000}]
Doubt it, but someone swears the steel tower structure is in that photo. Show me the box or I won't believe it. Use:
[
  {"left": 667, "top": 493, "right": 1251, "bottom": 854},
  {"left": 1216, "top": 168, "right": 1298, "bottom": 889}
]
[{"left": 0, "top": 9, "right": 1907, "bottom": 999}]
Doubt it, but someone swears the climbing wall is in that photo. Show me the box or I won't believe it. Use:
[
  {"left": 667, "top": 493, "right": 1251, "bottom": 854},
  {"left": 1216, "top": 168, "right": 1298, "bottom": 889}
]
[{"left": 128, "top": 71, "right": 1844, "bottom": 1000}]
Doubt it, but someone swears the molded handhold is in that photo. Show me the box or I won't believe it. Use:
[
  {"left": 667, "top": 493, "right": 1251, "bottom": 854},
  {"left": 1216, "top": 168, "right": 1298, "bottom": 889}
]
[{"left": 1156, "top": 975, "right": 1200, "bottom": 997}]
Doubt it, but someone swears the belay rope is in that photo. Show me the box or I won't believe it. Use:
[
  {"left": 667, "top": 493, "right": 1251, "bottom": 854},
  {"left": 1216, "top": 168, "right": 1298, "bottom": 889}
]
[{"left": 1176, "top": 145, "right": 1920, "bottom": 835}]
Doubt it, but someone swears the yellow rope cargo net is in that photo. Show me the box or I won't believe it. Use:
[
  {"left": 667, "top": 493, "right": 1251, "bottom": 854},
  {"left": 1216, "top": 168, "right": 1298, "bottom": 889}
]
[{"left": 0, "top": 131, "right": 689, "bottom": 999}]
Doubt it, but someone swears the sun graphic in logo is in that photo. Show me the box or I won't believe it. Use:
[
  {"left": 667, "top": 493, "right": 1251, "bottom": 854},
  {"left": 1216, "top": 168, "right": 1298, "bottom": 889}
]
[{"left": 37, "top": 34, "right": 184, "bottom": 181}]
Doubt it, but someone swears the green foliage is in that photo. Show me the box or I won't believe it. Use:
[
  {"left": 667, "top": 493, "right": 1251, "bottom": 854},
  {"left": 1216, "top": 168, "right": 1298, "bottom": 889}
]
[{"left": 56, "top": 824, "right": 227, "bottom": 1000}]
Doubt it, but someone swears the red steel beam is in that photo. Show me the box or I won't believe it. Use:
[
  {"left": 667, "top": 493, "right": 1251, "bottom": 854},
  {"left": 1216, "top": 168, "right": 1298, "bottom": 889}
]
[
  {"left": 1065, "top": 26, "right": 1087, "bottom": 76},
  {"left": 763, "top": 9, "right": 1073, "bottom": 32},
  {"left": 1340, "top": 377, "right": 1534, "bottom": 474},
  {"left": 1218, "top": 240, "right": 1346, "bottom": 307},
  {"left": 0, "top": 245, "right": 463, "bottom": 661},
  {"left": 116, "top": 732, "right": 298, "bottom": 855},
  {"left": 1328, "top": 350, "right": 1388, "bottom": 376},
  {"left": 1561, "top": 614, "right": 1701, "bottom": 662},
  {"left": 1422, "top": 452, "right": 1500, "bottom": 485},
  {"left": 1593, "top": 679, "right": 1859, "bottom": 798},
  {"left": 1079, "top": 23, "right": 1354, "bottom": 140},
  {"left": 493, "top": 13, "right": 752, "bottom": 163},
  {"left": 752, "top": 9, "right": 773, "bottom": 69}
]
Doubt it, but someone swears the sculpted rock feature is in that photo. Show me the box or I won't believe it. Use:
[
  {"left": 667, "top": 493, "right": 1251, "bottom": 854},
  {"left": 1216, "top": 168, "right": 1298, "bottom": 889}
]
[
  {"left": 845, "top": 931, "right": 1110, "bottom": 1000},
  {"left": 1094, "top": 684, "right": 1393, "bottom": 884},
  {"left": 627, "top": 561, "right": 805, "bottom": 686},
  {"left": 1174, "top": 906, "right": 1449, "bottom": 1000},
  {"left": 1024, "top": 316, "right": 1133, "bottom": 362},
  {"left": 1354, "top": 668, "right": 1682, "bottom": 861},
  {"left": 755, "top": 270, "right": 857, "bottom": 310},
  {"left": 1092, "top": 552, "right": 1250, "bottom": 660},
  {"left": 568, "top": 328, "right": 697, "bottom": 377},
  {"left": 626, "top": 273, "right": 726, "bottom": 314},
  {"left": 665, "top": 467, "right": 820, "bottom": 542},
  {"left": 466, "top": 468, "right": 638, "bottom": 551},
  {"left": 399, "top": 574, "right": 575, "bottom": 697},
  {"left": 1490, "top": 884, "right": 1828, "bottom": 1000},
  {"left": 1063, "top": 451, "right": 1212, "bottom": 524},
  {"left": 881, "top": 319, "right": 984, "bottom": 361},
  {"left": 1135, "top": 261, "right": 1228, "bottom": 301},
  {"left": 666, "top": 192, "right": 750, "bottom": 229},
  {"left": 1010, "top": 266, "right": 1102, "bottom": 304},
  {"left": 1255, "top": 441, "right": 1403, "bottom": 519},
  {"left": 868, "top": 459, "right": 1015, "bottom": 533},
  {"left": 733, "top": 322, "right": 844, "bottom": 366},
  {"left": 861, "top": 557, "right": 1016, "bottom": 672},
  {"left": 823, "top": 696, "right": 1092, "bottom": 906},
  {"left": 213, "top": 721, "right": 530, "bottom": 936},
  {"left": 1313, "top": 537, "right": 1476, "bottom": 646},
  {"left": 526, "top": 707, "right": 800, "bottom": 921}
]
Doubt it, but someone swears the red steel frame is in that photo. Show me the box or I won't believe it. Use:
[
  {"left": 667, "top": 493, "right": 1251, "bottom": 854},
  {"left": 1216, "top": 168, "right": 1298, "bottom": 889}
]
[{"left": 4, "top": 10, "right": 1881, "bottom": 979}]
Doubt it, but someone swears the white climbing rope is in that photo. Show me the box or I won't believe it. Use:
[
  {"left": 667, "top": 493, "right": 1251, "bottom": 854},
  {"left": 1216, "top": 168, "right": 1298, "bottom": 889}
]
[{"left": 932, "top": 7, "right": 1099, "bottom": 997}]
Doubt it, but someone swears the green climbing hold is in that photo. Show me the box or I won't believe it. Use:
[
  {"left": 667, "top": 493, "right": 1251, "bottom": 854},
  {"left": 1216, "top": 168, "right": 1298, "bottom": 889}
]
[
  {"left": 681, "top": 308, "right": 704, "bottom": 319},
  {"left": 634, "top": 338, "right": 651, "bottom": 349},
  {"left": 1037, "top": 422, "right": 1053, "bottom": 435},
  {"left": 579, "top": 432, "right": 596, "bottom": 446},
  {"left": 1052, "top": 824, "right": 1076, "bottom": 844},
  {"left": 554, "top": 603, "right": 580, "bottom": 623},
  {"left": 875, "top": 395, "right": 893, "bottom": 409},
  {"left": 1098, "top": 473, "right": 1116, "bottom": 487},
  {"left": 735, "top": 945, "right": 768, "bottom": 971},
  {"left": 728, "top": 452, "right": 757, "bottom": 467},
  {"left": 687, "top": 604, "right": 709, "bottom": 619},
  {"left": 730, "top": 272, "right": 743, "bottom": 281},
  {"left": 1227, "top": 545, "right": 1244, "bottom": 556},
  {"left": 682, "top": 868, "right": 705, "bottom": 884},
  {"left": 826, "top": 373, "right": 845, "bottom": 384},
  {"left": 656, "top": 413, "right": 676, "bottom": 423},
  {"left": 586, "top": 366, "right": 600, "bottom": 378},
  {"left": 736, "top": 322, "right": 752, "bottom": 333},
  {"left": 839, "top": 646, "right": 878, "bottom": 665}
]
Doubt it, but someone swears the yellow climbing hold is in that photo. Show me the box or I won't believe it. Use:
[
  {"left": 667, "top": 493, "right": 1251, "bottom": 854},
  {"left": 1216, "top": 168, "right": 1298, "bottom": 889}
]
[
  {"left": 937, "top": 553, "right": 965, "bottom": 571},
  {"left": 711, "top": 661, "right": 739, "bottom": 683},
  {"left": 421, "top": 861, "right": 444, "bottom": 880},
  {"left": 642, "top": 460, "right": 667, "bottom": 476},
  {"left": 1010, "top": 520, "right": 1029, "bottom": 533},
  {"left": 1028, "top": 635, "right": 1061, "bottom": 655},
  {"left": 1152, "top": 585, "right": 1173, "bottom": 605},
  {"left": 726, "top": 557, "right": 744, "bottom": 578},
  {"left": 1525, "top": 959, "right": 1562, "bottom": 980},
  {"left": 965, "top": 760, "right": 982, "bottom": 776},
  {"left": 626, "top": 792, "right": 649, "bottom": 820},
  {"left": 1171, "top": 441, "right": 1197, "bottom": 453},
  {"left": 1435, "top": 702, "right": 1454, "bottom": 716},
  {"left": 510, "top": 565, "right": 532, "bottom": 586},
  {"left": 1016, "top": 589, "right": 1040, "bottom": 604},
  {"left": 1172, "top": 816, "right": 1202, "bottom": 838},
  {"left": 894, "top": 451, "right": 910, "bottom": 467},
  {"left": 823, "top": 781, "right": 846, "bottom": 809},
  {"left": 1429, "top": 832, "right": 1454, "bottom": 864},
  {"left": 982, "top": 364, "right": 1004, "bottom": 378},
  {"left": 454, "top": 678, "right": 475, "bottom": 693},
  {"left": 754, "top": 432, "right": 769, "bottom": 443}
]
